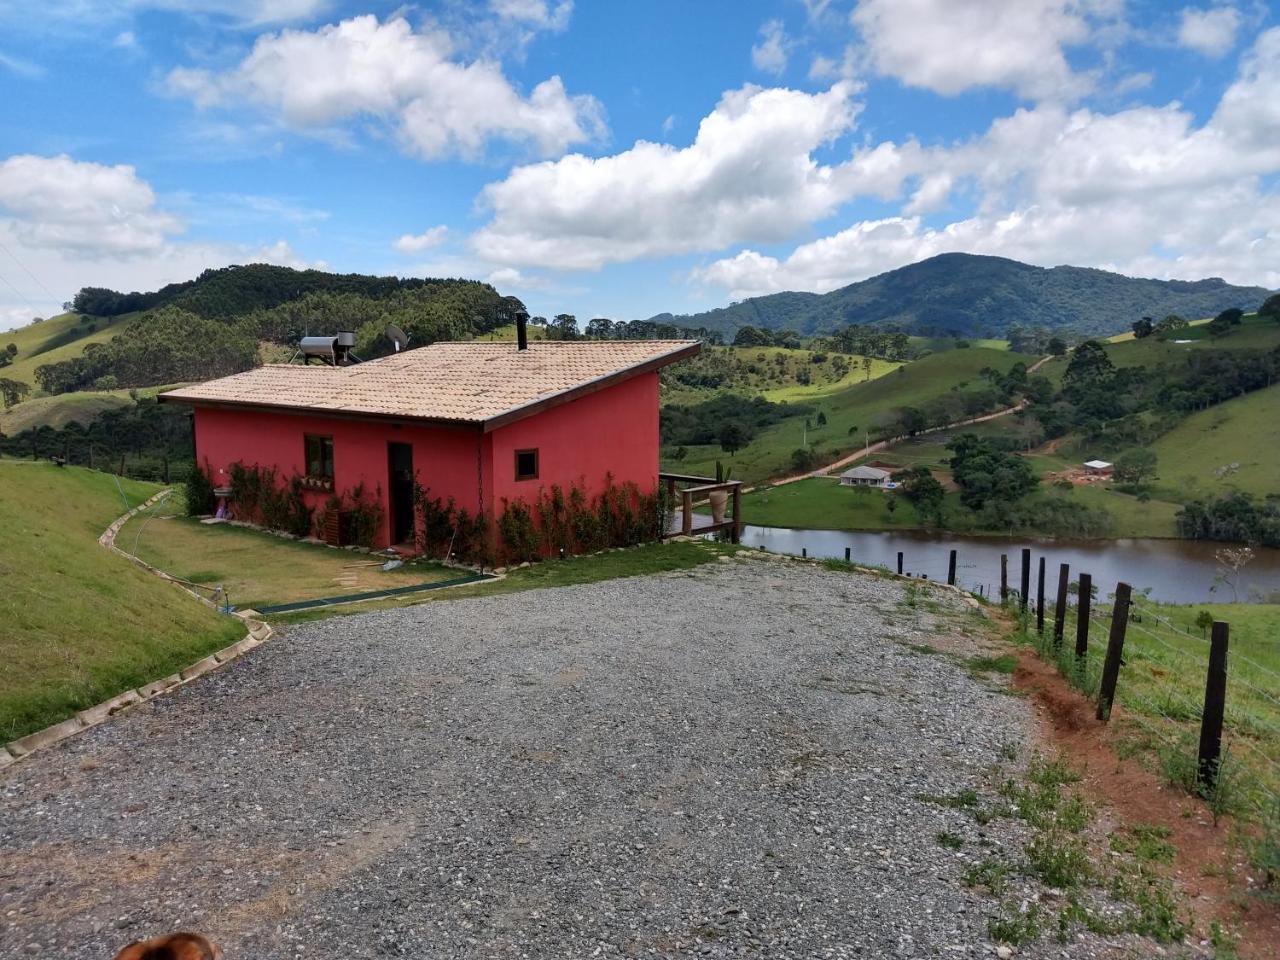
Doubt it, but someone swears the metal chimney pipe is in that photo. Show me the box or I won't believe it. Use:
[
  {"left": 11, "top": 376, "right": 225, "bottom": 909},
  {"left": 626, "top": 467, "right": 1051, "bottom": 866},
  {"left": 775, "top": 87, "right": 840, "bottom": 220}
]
[{"left": 516, "top": 315, "right": 528, "bottom": 351}]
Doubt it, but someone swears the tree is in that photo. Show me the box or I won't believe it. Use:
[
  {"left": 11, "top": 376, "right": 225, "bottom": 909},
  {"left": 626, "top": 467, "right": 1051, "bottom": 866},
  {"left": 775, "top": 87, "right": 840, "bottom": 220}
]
[
  {"left": 947, "top": 433, "right": 1038, "bottom": 510},
  {"left": 1063, "top": 340, "right": 1114, "bottom": 387},
  {"left": 4, "top": 343, "right": 15, "bottom": 357},
  {"left": 791, "top": 447, "right": 816, "bottom": 472},
  {"left": 1047, "top": 337, "right": 1067, "bottom": 356},
  {"left": 1195, "top": 610, "right": 1214, "bottom": 639},
  {"left": 885, "top": 496, "right": 897, "bottom": 519},
  {"left": 719, "top": 421, "right": 747, "bottom": 455},
  {"left": 0, "top": 377, "right": 29, "bottom": 409},
  {"left": 549, "top": 314, "right": 578, "bottom": 340},
  {"left": 892, "top": 465, "right": 945, "bottom": 525},
  {"left": 584, "top": 317, "right": 615, "bottom": 340},
  {"left": 670, "top": 445, "right": 688, "bottom": 462},
  {"left": 733, "top": 325, "right": 772, "bottom": 347},
  {"left": 1210, "top": 545, "right": 1254, "bottom": 602},
  {"left": 1260, "top": 293, "right": 1280, "bottom": 322},
  {"left": 1154, "top": 314, "right": 1188, "bottom": 337},
  {"left": 1114, "top": 447, "right": 1157, "bottom": 484},
  {"left": 1132, "top": 316, "right": 1154, "bottom": 339},
  {"left": 815, "top": 410, "right": 827, "bottom": 426},
  {"left": 862, "top": 356, "right": 873, "bottom": 380}
]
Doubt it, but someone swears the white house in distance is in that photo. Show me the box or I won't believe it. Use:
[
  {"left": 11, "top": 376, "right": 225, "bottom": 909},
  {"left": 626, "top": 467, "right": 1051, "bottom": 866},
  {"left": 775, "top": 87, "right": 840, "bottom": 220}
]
[
  {"left": 1083, "top": 459, "right": 1114, "bottom": 478},
  {"left": 840, "top": 465, "right": 891, "bottom": 487}
]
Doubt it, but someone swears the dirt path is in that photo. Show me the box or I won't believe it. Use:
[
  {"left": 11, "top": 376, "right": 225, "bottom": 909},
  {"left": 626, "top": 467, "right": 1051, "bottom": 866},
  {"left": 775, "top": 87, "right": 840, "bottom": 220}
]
[{"left": 756, "top": 353, "right": 1053, "bottom": 491}]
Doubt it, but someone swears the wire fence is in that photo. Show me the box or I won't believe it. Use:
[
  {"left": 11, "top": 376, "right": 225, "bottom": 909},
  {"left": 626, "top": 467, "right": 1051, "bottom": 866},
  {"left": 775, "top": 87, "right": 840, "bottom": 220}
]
[{"left": 1001, "top": 558, "right": 1280, "bottom": 831}]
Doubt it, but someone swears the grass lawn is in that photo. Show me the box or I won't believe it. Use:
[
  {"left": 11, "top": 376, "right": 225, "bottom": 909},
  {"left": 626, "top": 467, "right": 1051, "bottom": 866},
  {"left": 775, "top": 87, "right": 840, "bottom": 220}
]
[
  {"left": 2, "top": 312, "right": 140, "bottom": 393},
  {"left": 734, "top": 477, "right": 926, "bottom": 530},
  {"left": 730, "top": 475, "right": 1180, "bottom": 538},
  {"left": 118, "top": 494, "right": 458, "bottom": 610},
  {"left": 1045, "top": 600, "right": 1280, "bottom": 811},
  {"left": 269, "top": 539, "right": 744, "bottom": 625},
  {"left": 663, "top": 347, "right": 1025, "bottom": 485},
  {"left": 1148, "top": 383, "right": 1280, "bottom": 502},
  {"left": 0, "top": 461, "right": 245, "bottom": 742}
]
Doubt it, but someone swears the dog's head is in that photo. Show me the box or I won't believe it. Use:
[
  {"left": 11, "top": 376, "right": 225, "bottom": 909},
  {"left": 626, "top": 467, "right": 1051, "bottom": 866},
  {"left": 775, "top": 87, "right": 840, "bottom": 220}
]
[{"left": 113, "top": 932, "right": 222, "bottom": 960}]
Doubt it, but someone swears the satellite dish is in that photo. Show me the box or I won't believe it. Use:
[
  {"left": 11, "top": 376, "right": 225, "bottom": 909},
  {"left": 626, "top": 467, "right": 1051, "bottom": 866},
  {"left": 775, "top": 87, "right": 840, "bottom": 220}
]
[{"left": 386, "top": 323, "right": 410, "bottom": 353}]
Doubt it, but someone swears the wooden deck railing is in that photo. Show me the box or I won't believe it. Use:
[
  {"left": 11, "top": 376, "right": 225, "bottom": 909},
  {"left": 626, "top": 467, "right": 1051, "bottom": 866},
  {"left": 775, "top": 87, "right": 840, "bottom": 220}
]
[{"left": 660, "top": 472, "right": 743, "bottom": 542}]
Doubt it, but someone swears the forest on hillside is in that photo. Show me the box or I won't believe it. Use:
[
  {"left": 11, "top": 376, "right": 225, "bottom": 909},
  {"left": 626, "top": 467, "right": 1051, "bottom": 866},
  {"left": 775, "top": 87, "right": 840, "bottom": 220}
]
[{"left": 655, "top": 253, "right": 1275, "bottom": 340}]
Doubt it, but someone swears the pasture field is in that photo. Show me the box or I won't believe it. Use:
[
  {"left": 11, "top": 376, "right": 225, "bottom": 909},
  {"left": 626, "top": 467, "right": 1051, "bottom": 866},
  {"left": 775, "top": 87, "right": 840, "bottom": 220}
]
[
  {"left": 663, "top": 346, "right": 1024, "bottom": 485},
  {"left": 117, "top": 493, "right": 457, "bottom": 611},
  {"left": 1148, "top": 383, "right": 1280, "bottom": 502},
  {"left": 0, "top": 461, "right": 243, "bottom": 741},
  {"left": 0, "top": 383, "right": 182, "bottom": 435},
  {"left": 2, "top": 312, "right": 139, "bottom": 392},
  {"left": 1039, "top": 313, "right": 1280, "bottom": 385},
  {"left": 1043, "top": 599, "right": 1280, "bottom": 815}
]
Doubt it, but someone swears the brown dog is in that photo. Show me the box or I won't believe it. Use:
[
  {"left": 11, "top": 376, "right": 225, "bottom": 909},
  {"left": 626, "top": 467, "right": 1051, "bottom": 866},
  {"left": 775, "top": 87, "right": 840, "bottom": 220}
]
[{"left": 113, "top": 932, "right": 222, "bottom": 960}]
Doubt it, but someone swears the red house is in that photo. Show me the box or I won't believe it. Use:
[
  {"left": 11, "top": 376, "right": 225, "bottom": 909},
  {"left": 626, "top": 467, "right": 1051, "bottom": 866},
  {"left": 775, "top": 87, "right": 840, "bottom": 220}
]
[{"left": 161, "top": 337, "right": 700, "bottom": 551}]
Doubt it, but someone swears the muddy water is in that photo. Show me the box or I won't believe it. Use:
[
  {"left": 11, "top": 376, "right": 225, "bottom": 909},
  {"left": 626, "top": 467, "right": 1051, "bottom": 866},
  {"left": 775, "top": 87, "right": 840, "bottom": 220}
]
[{"left": 737, "top": 525, "right": 1280, "bottom": 604}]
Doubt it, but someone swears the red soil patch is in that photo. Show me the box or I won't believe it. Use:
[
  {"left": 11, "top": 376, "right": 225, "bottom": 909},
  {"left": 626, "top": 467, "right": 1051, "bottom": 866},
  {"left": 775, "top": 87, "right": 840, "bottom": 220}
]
[{"left": 1010, "top": 645, "right": 1280, "bottom": 958}]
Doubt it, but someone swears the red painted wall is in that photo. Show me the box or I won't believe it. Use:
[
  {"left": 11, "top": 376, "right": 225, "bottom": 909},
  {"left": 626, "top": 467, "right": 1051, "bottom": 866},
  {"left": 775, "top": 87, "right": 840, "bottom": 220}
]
[
  {"left": 189, "top": 370, "right": 660, "bottom": 549},
  {"left": 193, "top": 406, "right": 483, "bottom": 547},
  {"left": 488, "top": 372, "right": 660, "bottom": 510}
]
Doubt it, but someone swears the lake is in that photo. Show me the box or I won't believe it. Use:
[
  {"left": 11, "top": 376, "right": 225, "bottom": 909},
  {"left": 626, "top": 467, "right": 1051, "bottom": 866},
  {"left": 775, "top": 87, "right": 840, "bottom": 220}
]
[{"left": 736, "top": 525, "right": 1280, "bottom": 604}]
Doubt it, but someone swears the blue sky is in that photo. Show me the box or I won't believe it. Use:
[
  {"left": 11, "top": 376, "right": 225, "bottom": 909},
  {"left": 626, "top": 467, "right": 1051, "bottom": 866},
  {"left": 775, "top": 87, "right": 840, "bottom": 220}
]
[{"left": 0, "top": 0, "right": 1277, "bottom": 331}]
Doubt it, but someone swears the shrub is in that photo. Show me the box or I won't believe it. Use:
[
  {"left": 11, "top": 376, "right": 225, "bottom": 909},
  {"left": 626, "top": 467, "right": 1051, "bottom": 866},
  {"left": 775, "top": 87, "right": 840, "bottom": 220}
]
[
  {"left": 227, "top": 462, "right": 313, "bottom": 538},
  {"left": 185, "top": 460, "right": 217, "bottom": 517}
]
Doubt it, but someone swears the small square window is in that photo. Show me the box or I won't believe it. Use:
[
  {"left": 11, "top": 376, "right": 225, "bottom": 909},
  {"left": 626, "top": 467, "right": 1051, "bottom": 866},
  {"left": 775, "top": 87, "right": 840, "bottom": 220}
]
[
  {"left": 514, "top": 448, "right": 539, "bottom": 481},
  {"left": 305, "top": 434, "right": 335, "bottom": 480}
]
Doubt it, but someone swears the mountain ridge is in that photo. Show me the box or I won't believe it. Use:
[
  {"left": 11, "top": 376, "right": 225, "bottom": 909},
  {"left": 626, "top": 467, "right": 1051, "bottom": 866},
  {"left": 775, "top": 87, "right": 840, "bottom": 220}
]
[{"left": 655, "top": 253, "right": 1274, "bottom": 339}]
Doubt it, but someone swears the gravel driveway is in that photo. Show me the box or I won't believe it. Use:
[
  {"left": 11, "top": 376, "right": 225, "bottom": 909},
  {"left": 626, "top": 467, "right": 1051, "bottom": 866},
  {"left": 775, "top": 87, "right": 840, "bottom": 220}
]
[{"left": 1, "top": 557, "right": 1153, "bottom": 958}]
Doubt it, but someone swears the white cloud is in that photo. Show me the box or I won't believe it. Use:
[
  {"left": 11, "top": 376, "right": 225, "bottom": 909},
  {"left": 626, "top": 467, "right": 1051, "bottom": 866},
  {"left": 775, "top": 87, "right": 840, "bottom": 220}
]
[
  {"left": 486, "top": 266, "right": 553, "bottom": 290},
  {"left": 0, "top": 51, "right": 44, "bottom": 78},
  {"left": 1177, "top": 6, "right": 1242, "bottom": 57},
  {"left": 850, "top": 0, "right": 1104, "bottom": 100},
  {"left": 489, "top": 0, "right": 572, "bottom": 32},
  {"left": 165, "top": 14, "right": 604, "bottom": 160},
  {"left": 393, "top": 226, "right": 449, "bottom": 253},
  {"left": 752, "top": 19, "right": 789, "bottom": 74},
  {"left": 113, "top": 30, "right": 138, "bottom": 49},
  {"left": 697, "top": 28, "right": 1280, "bottom": 298},
  {"left": 0, "top": 154, "right": 326, "bottom": 330},
  {"left": 0, "top": 154, "right": 182, "bottom": 257},
  {"left": 472, "top": 83, "right": 866, "bottom": 270}
]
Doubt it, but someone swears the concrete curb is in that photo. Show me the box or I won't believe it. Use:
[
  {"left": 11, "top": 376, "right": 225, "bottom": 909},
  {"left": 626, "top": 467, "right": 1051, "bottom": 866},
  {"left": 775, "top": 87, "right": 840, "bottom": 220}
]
[{"left": 3, "top": 489, "right": 274, "bottom": 769}]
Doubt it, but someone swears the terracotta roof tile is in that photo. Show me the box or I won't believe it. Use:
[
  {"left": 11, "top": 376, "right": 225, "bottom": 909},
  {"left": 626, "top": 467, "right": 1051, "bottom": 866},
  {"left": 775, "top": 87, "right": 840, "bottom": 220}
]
[{"left": 161, "top": 340, "right": 699, "bottom": 427}]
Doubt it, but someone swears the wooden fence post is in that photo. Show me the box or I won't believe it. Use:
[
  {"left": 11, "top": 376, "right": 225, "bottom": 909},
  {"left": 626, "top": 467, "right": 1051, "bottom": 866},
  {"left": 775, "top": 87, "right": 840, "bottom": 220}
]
[
  {"left": 1053, "top": 563, "right": 1070, "bottom": 648},
  {"left": 1036, "top": 556, "right": 1046, "bottom": 633},
  {"left": 1000, "top": 553, "right": 1008, "bottom": 604},
  {"left": 1197, "top": 621, "right": 1230, "bottom": 790},
  {"left": 845, "top": 547, "right": 851, "bottom": 562},
  {"left": 897, "top": 551, "right": 903, "bottom": 575},
  {"left": 947, "top": 549, "right": 957, "bottom": 586},
  {"left": 681, "top": 489, "right": 693, "bottom": 537},
  {"left": 1097, "top": 582, "right": 1132, "bottom": 722},
  {"left": 1075, "top": 572, "right": 1091, "bottom": 663},
  {"left": 1020, "top": 548, "right": 1031, "bottom": 613}
]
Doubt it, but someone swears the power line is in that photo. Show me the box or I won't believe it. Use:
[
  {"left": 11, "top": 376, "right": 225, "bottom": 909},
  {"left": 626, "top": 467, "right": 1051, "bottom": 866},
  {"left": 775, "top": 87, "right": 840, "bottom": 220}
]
[{"left": 0, "top": 238, "right": 58, "bottom": 303}]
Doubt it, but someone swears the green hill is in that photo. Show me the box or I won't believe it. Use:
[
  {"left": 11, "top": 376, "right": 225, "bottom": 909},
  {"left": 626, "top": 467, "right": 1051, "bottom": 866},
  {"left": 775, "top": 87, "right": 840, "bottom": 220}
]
[
  {"left": 1149, "top": 383, "right": 1280, "bottom": 502},
  {"left": 664, "top": 346, "right": 1025, "bottom": 484},
  {"left": 653, "top": 253, "right": 1273, "bottom": 340},
  {"left": 0, "top": 461, "right": 244, "bottom": 741},
  {"left": 1, "top": 312, "right": 140, "bottom": 391}
]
